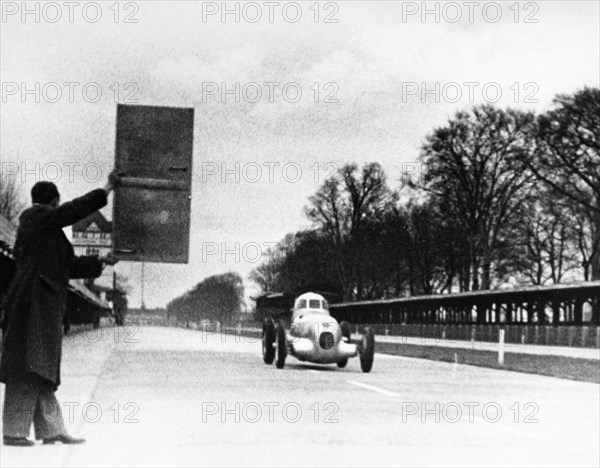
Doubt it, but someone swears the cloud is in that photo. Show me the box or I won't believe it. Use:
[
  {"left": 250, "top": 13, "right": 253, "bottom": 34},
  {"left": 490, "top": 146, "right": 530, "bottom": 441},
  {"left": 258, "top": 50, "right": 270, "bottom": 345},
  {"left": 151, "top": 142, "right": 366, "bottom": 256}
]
[{"left": 1, "top": 1, "right": 598, "bottom": 307}]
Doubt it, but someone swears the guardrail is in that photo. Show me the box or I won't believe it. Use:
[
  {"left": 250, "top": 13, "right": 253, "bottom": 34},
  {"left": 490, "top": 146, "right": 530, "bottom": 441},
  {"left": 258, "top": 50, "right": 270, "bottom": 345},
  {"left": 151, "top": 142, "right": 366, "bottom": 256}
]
[{"left": 349, "top": 323, "right": 600, "bottom": 348}]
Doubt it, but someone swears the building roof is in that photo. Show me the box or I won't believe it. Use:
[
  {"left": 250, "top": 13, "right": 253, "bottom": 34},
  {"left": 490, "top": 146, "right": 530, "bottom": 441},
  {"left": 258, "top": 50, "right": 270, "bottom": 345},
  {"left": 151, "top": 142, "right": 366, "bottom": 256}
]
[
  {"left": 72, "top": 211, "right": 112, "bottom": 233},
  {"left": 330, "top": 281, "right": 600, "bottom": 310},
  {"left": 252, "top": 292, "right": 286, "bottom": 300}
]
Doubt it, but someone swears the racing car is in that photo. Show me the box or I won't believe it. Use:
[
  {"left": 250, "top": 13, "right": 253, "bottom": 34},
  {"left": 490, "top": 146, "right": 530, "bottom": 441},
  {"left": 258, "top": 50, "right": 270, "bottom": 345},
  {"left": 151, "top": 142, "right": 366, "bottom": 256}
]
[{"left": 262, "top": 292, "right": 375, "bottom": 372}]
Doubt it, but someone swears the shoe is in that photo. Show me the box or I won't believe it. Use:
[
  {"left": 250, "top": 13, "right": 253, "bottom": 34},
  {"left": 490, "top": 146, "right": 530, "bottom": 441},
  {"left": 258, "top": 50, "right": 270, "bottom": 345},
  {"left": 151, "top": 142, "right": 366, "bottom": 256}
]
[
  {"left": 43, "top": 434, "right": 86, "bottom": 445},
  {"left": 3, "top": 436, "right": 35, "bottom": 447}
]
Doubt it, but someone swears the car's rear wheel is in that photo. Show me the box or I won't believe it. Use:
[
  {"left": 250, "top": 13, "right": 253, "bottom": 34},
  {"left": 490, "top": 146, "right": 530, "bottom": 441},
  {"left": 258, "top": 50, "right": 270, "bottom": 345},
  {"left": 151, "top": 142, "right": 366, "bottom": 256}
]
[
  {"left": 262, "top": 318, "right": 275, "bottom": 364},
  {"left": 358, "top": 327, "right": 375, "bottom": 373},
  {"left": 275, "top": 320, "right": 287, "bottom": 369}
]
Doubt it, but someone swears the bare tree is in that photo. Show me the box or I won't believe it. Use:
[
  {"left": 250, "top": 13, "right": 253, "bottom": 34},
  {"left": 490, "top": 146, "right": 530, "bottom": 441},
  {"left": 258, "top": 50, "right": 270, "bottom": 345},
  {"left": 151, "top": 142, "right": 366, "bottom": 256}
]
[
  {"left": 416, "top": 105, "right": 536, "bottom": 295},
  {"left": 249, "top": 259, "right": 280, "bottom": 293},
  {"left": 513, "top": 194, "right": 580, "bottom": 286},
  {"left": 379, "top": 201, "right": 457, "bottom": 296},
  {"left": 304, "top": 162, "right": 393, "bottom": 300},
  {"left": 519, "top": 87, "right": 600, "bottom": 322},
  {"left": 0, "top": 171, "right": 25, "bottom": 223},
  {"left": 524, "top": 88, "right": 600, "bottom": 282},
  {"left": 573, "top": 210, "right": 594, "bottom": 281},
  {"left": 249, "top": 231, "right": 340, "bottom": 296}
]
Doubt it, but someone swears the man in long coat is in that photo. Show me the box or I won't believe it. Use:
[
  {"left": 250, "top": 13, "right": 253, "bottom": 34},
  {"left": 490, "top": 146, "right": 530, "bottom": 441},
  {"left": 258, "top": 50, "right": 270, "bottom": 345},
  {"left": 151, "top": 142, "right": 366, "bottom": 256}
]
[{"left": 1, "top": 173, "right": 118, "bottom": 446}]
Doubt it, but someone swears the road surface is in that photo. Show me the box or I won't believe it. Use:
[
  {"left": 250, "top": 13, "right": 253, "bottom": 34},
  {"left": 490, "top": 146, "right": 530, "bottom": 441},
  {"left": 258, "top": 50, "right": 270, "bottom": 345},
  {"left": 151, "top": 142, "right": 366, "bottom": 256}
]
[{"left": 1, "top": 325, "right": 599, "bottom": 467}]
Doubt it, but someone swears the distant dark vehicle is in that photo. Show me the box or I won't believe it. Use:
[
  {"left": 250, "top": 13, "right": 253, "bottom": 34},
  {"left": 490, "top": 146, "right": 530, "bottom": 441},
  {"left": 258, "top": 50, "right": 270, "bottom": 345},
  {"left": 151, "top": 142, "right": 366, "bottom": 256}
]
[{"left": 113, "top": 293, "right": 128, "bottom": 326}]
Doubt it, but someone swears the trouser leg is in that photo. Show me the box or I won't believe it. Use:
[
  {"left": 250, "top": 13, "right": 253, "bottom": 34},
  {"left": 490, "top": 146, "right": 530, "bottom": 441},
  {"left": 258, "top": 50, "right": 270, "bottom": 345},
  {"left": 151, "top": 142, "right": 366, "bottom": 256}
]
[
  {"left": 2, "top": 376, "right": 40, "bottom": 438},
  {"left": 33, "top": 382, "right": 66, "bottom": 440}
]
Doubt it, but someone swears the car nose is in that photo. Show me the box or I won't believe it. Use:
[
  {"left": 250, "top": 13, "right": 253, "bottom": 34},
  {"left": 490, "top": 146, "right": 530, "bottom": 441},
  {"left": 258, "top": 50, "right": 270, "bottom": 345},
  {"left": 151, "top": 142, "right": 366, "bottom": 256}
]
[{"left": 314, "top": 321, "right": 341, "bottom": 341}]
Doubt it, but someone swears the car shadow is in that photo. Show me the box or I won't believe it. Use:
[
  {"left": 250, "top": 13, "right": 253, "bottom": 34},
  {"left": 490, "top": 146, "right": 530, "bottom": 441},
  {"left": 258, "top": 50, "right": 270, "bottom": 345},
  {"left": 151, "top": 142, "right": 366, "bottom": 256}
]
[{"left": 286, "top": 363, "right": 341, "bottom": 372}]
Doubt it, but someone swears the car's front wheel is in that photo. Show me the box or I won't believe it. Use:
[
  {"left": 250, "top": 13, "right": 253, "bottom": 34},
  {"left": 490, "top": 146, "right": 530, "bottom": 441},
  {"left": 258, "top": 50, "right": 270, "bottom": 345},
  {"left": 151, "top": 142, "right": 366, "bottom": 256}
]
[{"left": 358, "top": 327, "right": 375, "bottom": 373}]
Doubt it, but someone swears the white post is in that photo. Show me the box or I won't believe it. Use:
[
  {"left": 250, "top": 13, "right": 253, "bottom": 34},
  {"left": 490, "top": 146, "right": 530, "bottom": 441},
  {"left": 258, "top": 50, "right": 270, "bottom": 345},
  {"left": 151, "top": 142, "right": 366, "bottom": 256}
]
[
  {"left": 498, "top": 329, "right": 505, "bottom": 366},
  {"left": 140, "top": 261, "right": 145, "bottom": 310},
  {"left": 452, "top": 352, "right": 458, "bottom": 373}
]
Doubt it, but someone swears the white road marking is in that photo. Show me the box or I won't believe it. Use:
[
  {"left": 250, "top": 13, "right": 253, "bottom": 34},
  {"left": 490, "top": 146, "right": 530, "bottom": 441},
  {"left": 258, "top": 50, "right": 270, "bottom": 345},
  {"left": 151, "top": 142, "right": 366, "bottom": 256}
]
[{"left": 347, "top": 380, "right": 401, "bottom": 397}]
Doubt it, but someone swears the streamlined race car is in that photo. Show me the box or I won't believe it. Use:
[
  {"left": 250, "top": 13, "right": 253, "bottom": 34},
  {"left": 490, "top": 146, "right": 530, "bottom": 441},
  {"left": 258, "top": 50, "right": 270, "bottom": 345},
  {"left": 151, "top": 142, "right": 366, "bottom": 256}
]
[{"left": 262, "top": 292, "right": 375, "bottom": 372}]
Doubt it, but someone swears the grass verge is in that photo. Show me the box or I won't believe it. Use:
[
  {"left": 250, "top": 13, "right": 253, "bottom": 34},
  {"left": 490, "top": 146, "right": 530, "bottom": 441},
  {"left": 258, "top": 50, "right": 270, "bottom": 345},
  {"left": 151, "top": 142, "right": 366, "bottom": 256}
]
[{"left": 376, "top": 341, "right": 600, "bottom": 384}]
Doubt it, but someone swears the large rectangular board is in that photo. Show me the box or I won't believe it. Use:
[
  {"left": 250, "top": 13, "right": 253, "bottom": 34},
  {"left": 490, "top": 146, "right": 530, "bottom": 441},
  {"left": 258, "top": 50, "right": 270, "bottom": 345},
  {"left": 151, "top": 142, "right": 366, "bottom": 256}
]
[{"left": 113, "top": 104, "right": 194, "bottom": 264}]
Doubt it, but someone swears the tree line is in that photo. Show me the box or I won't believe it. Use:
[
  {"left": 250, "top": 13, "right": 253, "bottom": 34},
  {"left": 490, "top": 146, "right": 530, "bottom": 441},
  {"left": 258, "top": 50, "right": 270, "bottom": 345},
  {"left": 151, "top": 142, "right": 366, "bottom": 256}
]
[
  {"left": 251, "top": 88, "right": 600, "bottom": 320},
  {"left": 166, "top": 272, "right": 245, "bottom": 325}
]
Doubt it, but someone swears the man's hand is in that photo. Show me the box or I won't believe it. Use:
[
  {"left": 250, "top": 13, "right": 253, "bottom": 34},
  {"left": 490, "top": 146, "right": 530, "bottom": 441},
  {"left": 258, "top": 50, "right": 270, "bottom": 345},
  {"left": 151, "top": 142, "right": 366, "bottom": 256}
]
[
  {"left": 103, "top": 170, "right": 121, "bottom": 194},
  {"left": 99, "top": 252, "right": 119, "bottom": 266}
]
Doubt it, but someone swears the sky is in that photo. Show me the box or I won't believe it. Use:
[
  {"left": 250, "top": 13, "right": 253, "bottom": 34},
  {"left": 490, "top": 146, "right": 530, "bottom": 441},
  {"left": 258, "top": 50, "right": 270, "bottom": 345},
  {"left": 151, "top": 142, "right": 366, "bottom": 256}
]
[{"left": 1, "top": 1, "right": 599, "bottom": 308}]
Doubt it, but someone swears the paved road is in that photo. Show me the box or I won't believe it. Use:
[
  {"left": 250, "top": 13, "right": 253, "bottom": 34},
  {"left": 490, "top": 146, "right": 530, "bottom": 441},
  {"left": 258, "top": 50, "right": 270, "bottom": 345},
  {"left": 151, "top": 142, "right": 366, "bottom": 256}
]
[{"left": 1, "top": 326, "right": 599, "bottom": 467}]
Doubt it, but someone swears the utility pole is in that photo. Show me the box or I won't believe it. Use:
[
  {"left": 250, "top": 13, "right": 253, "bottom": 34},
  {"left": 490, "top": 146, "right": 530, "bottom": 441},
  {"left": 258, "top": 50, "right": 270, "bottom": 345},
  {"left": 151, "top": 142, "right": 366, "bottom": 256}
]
[
  {"left": 113, "top": 269, "right": 116, "bottom": 315},
  {"left": 141, "top": 261, "right": 146, "bottom": 310}
]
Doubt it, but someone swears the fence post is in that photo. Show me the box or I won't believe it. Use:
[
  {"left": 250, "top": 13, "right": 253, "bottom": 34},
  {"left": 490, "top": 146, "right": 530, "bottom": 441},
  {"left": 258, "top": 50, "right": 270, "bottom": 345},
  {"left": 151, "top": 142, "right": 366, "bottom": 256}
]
[{"left": 498, "top": 329, "right": 505, "bottom": 366}]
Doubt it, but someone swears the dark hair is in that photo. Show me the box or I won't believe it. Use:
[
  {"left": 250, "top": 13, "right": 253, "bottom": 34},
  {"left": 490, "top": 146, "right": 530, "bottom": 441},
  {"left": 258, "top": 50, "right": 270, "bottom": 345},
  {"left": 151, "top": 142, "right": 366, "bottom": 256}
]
[{"left": 31, "top": 181, "right": 60, "bottom": 205}]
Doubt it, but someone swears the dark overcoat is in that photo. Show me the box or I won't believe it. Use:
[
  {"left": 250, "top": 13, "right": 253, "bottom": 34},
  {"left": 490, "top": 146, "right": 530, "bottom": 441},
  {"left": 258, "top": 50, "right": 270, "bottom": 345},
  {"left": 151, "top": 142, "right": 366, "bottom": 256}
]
[{"left": 0, "top": 189, "right": 107, "bottom": 389}]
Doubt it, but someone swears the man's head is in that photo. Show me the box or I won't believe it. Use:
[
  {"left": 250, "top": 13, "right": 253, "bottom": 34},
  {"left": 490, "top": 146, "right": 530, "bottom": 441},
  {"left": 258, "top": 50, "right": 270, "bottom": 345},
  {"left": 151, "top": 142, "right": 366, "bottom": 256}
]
[{"left": 31, "top": 181, "right": 60, "bottom": 207}]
